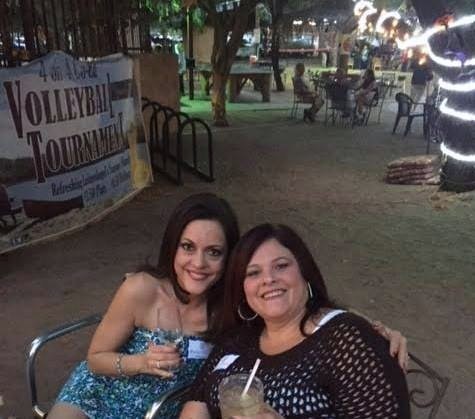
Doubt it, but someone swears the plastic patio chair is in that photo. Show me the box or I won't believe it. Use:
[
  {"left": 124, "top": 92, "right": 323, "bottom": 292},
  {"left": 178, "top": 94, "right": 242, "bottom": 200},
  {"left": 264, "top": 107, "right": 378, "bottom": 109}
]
[
  {"left": 324, "top": 82, "right": 352, "bottom": 127},
  {"left": 392, "top": 92, "right": 425, "bottom": 136},
  {"left": 289, "top": 80, "right": 305, "bottom": 119}
]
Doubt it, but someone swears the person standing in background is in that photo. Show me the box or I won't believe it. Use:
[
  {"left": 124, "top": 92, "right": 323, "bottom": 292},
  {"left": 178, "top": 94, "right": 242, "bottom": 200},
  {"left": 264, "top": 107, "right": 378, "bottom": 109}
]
[
  {"left": 175, "top": 43, "right": 187, "bottom": 96},
  {"left": 410, "top": 56, "right": 433, "bottom": 109}
]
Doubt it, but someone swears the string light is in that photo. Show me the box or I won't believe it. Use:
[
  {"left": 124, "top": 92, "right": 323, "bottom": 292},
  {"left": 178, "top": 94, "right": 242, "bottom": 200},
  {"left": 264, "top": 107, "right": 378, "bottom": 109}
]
[
  {"left": 376, "top": 10, "right": 401, "bottom": 33},
  {"left": 397, "top": 14, "right": 475, "bottom": 67},
  {"left": 440, "top": 98, "right": 475, "bottom": 122},
  {"left": 441, "top": 143, "right": 475, "bottom": 162},
  {"left": 396, "top": 27, "right": 437, "bottom": 49},
  {"left": 439, "top": 77, "right": 475, "bottom": 92},
  {"left": 354, "top": 0, "right": 374, "bottom": 16},
  {"left": 358, "top": 7, "right": 377, "bottom": 33}
]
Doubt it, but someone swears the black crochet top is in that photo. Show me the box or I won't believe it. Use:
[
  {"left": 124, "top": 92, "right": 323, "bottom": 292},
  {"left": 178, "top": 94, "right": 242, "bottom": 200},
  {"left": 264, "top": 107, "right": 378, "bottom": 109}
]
[{"left": 188, "top": 312, "right": 410, "bottom": 418}]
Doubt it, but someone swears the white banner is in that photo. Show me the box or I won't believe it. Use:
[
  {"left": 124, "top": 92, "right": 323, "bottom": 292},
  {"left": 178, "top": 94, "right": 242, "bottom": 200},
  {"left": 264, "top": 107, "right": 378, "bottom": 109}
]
[{"left": 0, "top": 51, "right": 152, "bottom": 253}]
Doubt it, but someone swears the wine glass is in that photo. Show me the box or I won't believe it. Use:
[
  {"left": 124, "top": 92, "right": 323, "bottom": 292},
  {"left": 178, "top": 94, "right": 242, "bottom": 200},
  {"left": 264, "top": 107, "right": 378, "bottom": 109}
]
[{"left": 155, "top": 302, "right": 184, "bottom": 372}]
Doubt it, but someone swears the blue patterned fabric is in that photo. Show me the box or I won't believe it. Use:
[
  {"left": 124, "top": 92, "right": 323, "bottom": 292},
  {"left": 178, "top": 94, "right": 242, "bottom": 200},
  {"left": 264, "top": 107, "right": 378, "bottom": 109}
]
[{"left": 57, "top": 327, "right": 209, "bottom": 419}]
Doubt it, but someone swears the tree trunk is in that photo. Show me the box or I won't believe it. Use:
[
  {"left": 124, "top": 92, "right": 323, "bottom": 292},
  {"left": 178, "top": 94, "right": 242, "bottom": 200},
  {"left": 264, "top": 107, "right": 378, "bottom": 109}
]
[
  {"left": 0, "top": 0, "right": 14, "bottom": 66},
  {"left": 19, "top": 0, "right": 36, "bottom": 58},
  {"left": 271, "top": 20, "right": 284, "bottom": 91},
  {"left": 207, "top": 0, "right": 258, "bottom": 126},
  {"left": 412, "top": 0, "right": 475, "bottom": 192},
  {"left": 211, "top": 72, "right": 229, "bottom": 126},
  {"left": 210, "top": 19, "right": 231, "bottom": 126}
]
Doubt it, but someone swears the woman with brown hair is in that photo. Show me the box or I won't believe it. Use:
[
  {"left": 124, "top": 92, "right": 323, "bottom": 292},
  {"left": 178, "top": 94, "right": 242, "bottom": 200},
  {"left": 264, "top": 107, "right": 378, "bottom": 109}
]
[{"left": 181, "top": 224, "right": 410, "bottom": 419}]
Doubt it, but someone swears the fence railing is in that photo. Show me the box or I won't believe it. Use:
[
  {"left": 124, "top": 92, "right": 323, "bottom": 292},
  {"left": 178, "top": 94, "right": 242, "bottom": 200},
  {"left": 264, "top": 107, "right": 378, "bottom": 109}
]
[
  {"left": 0, "top": 0, "right": 151, "bottom": 67},
  {"left": 142, "top": 97, "right": 214, "bottom": 185}
]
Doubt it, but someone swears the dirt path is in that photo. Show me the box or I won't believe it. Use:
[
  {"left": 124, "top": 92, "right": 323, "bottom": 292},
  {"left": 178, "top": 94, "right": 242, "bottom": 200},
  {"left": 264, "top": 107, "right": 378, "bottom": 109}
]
[{"left": 1, "top": 100, "right": 474, "bottom": 418}]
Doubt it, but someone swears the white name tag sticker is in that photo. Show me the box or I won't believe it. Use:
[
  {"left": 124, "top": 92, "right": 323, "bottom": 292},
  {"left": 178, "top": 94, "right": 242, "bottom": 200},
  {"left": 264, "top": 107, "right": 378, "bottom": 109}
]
[
  {"left": 187, "top": 339, "right": 213, "bottom": 360},
  {"left": 213, "top": 354, "right": 240, "bottom": 371}
]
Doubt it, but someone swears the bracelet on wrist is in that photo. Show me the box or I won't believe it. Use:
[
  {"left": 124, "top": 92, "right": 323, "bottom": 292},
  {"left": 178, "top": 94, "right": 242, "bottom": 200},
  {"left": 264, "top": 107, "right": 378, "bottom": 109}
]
[{"left": 116, "top": 353, "right": 127, "bottom": 377}]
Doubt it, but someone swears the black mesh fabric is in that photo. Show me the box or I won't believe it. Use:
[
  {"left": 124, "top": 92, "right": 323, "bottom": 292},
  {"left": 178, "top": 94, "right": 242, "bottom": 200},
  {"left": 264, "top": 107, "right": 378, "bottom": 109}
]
[{"left": 188, "top": 313, "right": 410, "bottom": 419}]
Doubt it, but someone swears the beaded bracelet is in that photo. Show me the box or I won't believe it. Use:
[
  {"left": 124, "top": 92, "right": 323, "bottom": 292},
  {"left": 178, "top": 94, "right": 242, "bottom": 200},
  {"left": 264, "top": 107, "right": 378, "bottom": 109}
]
[{"left": 116, "top": 353, "right": 126, "bottom": 377}]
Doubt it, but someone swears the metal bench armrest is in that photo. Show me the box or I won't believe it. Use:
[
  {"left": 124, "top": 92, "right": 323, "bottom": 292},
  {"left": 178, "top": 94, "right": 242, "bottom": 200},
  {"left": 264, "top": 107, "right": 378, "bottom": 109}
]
[
  {"left": 26, "top": 314, "right": 102, "bottom": 418},
  {"left": 144, "top": 383, "right": 192, "bottom": 419},
  {"left": 407, "top": 352, "right": 450, "bottom": 418}
]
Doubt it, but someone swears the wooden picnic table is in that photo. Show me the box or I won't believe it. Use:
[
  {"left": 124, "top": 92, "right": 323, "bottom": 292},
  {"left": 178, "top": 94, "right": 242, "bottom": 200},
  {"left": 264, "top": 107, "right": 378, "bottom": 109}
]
[{"left": 197, "top": 64, "right": 272, "bottom": 103}]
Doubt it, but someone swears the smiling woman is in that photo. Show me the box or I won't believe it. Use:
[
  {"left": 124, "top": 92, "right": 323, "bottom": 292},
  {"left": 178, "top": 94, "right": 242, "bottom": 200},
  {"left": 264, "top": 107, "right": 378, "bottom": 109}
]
[
  {"left": 46, "top": 193, "right": 240, "bottom": 419},
  {"left": 180, "top": 224, "right": 411, "bottom": 419},
  {"left": 173, "top": 219, "right": 227, "bottom": 298}
]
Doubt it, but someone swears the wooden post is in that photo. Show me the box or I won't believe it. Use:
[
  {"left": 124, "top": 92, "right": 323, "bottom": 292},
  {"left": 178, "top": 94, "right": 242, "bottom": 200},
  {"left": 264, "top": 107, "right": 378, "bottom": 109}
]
[
  {"left": 187, "top": 7, "right": 195, "bottom": 100},
  {"left": 0, "top": 0, "right": 14, "bottom": 66},
  {"left": 19, "top": 0, "right": 36, "bottom": 57}
]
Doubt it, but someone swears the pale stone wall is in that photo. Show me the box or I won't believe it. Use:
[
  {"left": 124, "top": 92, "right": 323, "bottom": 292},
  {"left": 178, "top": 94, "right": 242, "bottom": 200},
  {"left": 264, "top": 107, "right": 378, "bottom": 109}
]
[
  {"left": 134, "top": 53, "right": 180, "bottom": 148},
  {"left": 191, "top": 26, "right": 214, "bottom": 65},
  {"left": 137, "top": 53, "right": 180, "bottom": 109}
]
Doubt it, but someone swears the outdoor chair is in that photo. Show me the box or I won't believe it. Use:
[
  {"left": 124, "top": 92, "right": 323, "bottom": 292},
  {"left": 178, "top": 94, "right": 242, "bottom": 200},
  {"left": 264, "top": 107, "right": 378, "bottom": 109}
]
[
  {"left": 392, "top": 92, "right": 425, "bottom": 136},
  {"left": 289, "top": 76, "right": 306, "bottom": 119},
  {"left": 26, "top": 314, "right": 450, "bottom": 419},
  {"left": 324, "top": 82, "right": 354, "bottom": 127},
  {"left": 25, "top": 314, "right": 182, "bottom": 419},
  {"left": 357, "top": 86, "right": 380, "bottom": 127}
]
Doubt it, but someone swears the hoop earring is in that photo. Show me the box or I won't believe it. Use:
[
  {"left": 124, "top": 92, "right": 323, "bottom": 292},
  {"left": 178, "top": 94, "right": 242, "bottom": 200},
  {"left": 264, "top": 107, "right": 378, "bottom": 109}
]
[
  {"left": 238, "top": 301, "right": 258, "bottom": 321},
  {"left": 307, "top": 282, "right": 314, "bottom": 299}
]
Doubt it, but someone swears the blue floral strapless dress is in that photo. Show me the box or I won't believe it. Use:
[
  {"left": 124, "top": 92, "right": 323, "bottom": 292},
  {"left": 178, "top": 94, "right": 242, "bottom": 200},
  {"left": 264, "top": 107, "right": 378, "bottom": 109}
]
[{"left": 57, "top": 328, "right": 211, "bottom": 419}]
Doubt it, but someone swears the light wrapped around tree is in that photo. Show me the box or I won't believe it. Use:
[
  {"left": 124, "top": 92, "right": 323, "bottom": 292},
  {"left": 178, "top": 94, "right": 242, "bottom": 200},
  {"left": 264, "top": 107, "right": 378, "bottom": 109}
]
[{"left": 412, "top": 0, "right": 475, "bottom": 192}]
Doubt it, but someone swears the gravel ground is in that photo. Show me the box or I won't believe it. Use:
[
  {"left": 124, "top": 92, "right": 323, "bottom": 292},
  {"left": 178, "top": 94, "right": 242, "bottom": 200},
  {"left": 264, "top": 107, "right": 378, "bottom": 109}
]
[{"left": 1, "top": 88, "right": 474, "bottom": 419}]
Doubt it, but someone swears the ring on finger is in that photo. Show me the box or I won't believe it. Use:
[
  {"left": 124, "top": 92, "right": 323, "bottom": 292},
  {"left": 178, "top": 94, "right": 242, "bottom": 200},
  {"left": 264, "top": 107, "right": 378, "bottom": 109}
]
[{"left": 156, "top": 360, "right": 161, "bottom": 369}]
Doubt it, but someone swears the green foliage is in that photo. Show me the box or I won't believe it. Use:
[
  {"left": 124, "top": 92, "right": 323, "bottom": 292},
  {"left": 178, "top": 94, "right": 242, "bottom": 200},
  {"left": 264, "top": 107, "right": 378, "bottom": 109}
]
[{"left": 143, "top": 0, "right": 206, "bottom": 34}]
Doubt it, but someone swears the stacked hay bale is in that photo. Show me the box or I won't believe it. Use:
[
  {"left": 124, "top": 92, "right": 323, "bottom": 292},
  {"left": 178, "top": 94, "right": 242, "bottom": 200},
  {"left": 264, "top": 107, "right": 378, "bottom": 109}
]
[{"left": 386, "top": 155, "right": 440, "bottom": 185}]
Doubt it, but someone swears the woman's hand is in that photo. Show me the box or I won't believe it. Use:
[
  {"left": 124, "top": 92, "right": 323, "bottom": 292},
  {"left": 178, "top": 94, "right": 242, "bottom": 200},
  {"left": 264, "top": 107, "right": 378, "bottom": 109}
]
[
  {"left": 372, "top": 320, "right": 409, "bottom": 371},
  {"left": 140, "top": 342, "right": 182, "bottom": 378}
]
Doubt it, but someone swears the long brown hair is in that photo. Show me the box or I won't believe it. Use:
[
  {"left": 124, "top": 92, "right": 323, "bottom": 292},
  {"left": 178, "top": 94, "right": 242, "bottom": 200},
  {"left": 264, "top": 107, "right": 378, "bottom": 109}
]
[
  {"left": 140, "top": 193, "right": 240, "bottom": 331},
  {"left": 214, "top": 223, "right": 337, "bottom": 340}
]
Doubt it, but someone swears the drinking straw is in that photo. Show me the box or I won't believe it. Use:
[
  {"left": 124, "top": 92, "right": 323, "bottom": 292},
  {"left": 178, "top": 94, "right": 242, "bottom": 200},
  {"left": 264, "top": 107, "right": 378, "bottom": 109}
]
[{"left": 241, "top": 358, "right": 261, "bottom": 398}]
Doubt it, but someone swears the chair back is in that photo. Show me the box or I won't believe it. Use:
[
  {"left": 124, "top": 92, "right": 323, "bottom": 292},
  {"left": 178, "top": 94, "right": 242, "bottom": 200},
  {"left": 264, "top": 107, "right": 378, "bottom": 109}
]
[
  {"left": 291, "top": 76, "right": 297, "bottom": 94},
  {"left": 407, "top": 353, "right": 450, "bottom": 419},
  {"left": 326, "top": 82, "right": 348, "bottom": 110},
  {"left": 395, "top": 92, "right": 413, "bottom": 116}
]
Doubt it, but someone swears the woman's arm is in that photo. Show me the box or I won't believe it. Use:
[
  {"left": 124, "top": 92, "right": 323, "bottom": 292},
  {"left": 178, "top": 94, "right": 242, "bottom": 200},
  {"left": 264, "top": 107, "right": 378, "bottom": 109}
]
[
  {"left": 87, "top": 274, "right": 179, "bottom": 378},
  {"left": 180, "top": 401, "right": 212, "bottom": 419},
  {"left": 327, "top": 314, "right": 411, "bottom": 418},
  {"left": 349, "top": 309, "right": 408, "bottom": 370}
]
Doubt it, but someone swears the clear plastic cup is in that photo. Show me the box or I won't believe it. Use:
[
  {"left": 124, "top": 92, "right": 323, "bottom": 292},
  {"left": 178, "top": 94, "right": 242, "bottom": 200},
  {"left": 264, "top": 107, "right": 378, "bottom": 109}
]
[{"left": 218, "top": 374, "right": 264, "bottom": 418}]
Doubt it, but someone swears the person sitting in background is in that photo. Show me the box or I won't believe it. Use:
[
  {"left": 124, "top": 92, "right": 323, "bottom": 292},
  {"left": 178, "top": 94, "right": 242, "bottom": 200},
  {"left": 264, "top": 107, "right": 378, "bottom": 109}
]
[
  {"left": 355, "top": 68, "right": 377, "bottom": 120},
  {"left": 180, "top": 224, "right": 410, "bottom": 419},
  {"left": 327, "top": 67, "right": 353, "bottom": 117},
  {"left": 292, "top": 62, "right": 324, "bottom": 123}
]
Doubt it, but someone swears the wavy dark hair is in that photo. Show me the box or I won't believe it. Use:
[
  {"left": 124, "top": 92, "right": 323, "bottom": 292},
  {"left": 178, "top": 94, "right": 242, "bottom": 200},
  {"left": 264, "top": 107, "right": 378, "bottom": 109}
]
[
  {"left": 140, "top": 193, "right": 240, "bottom": 331},
  {"left": 214, "top": 223, "right": 337, "bottom": 340}
]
